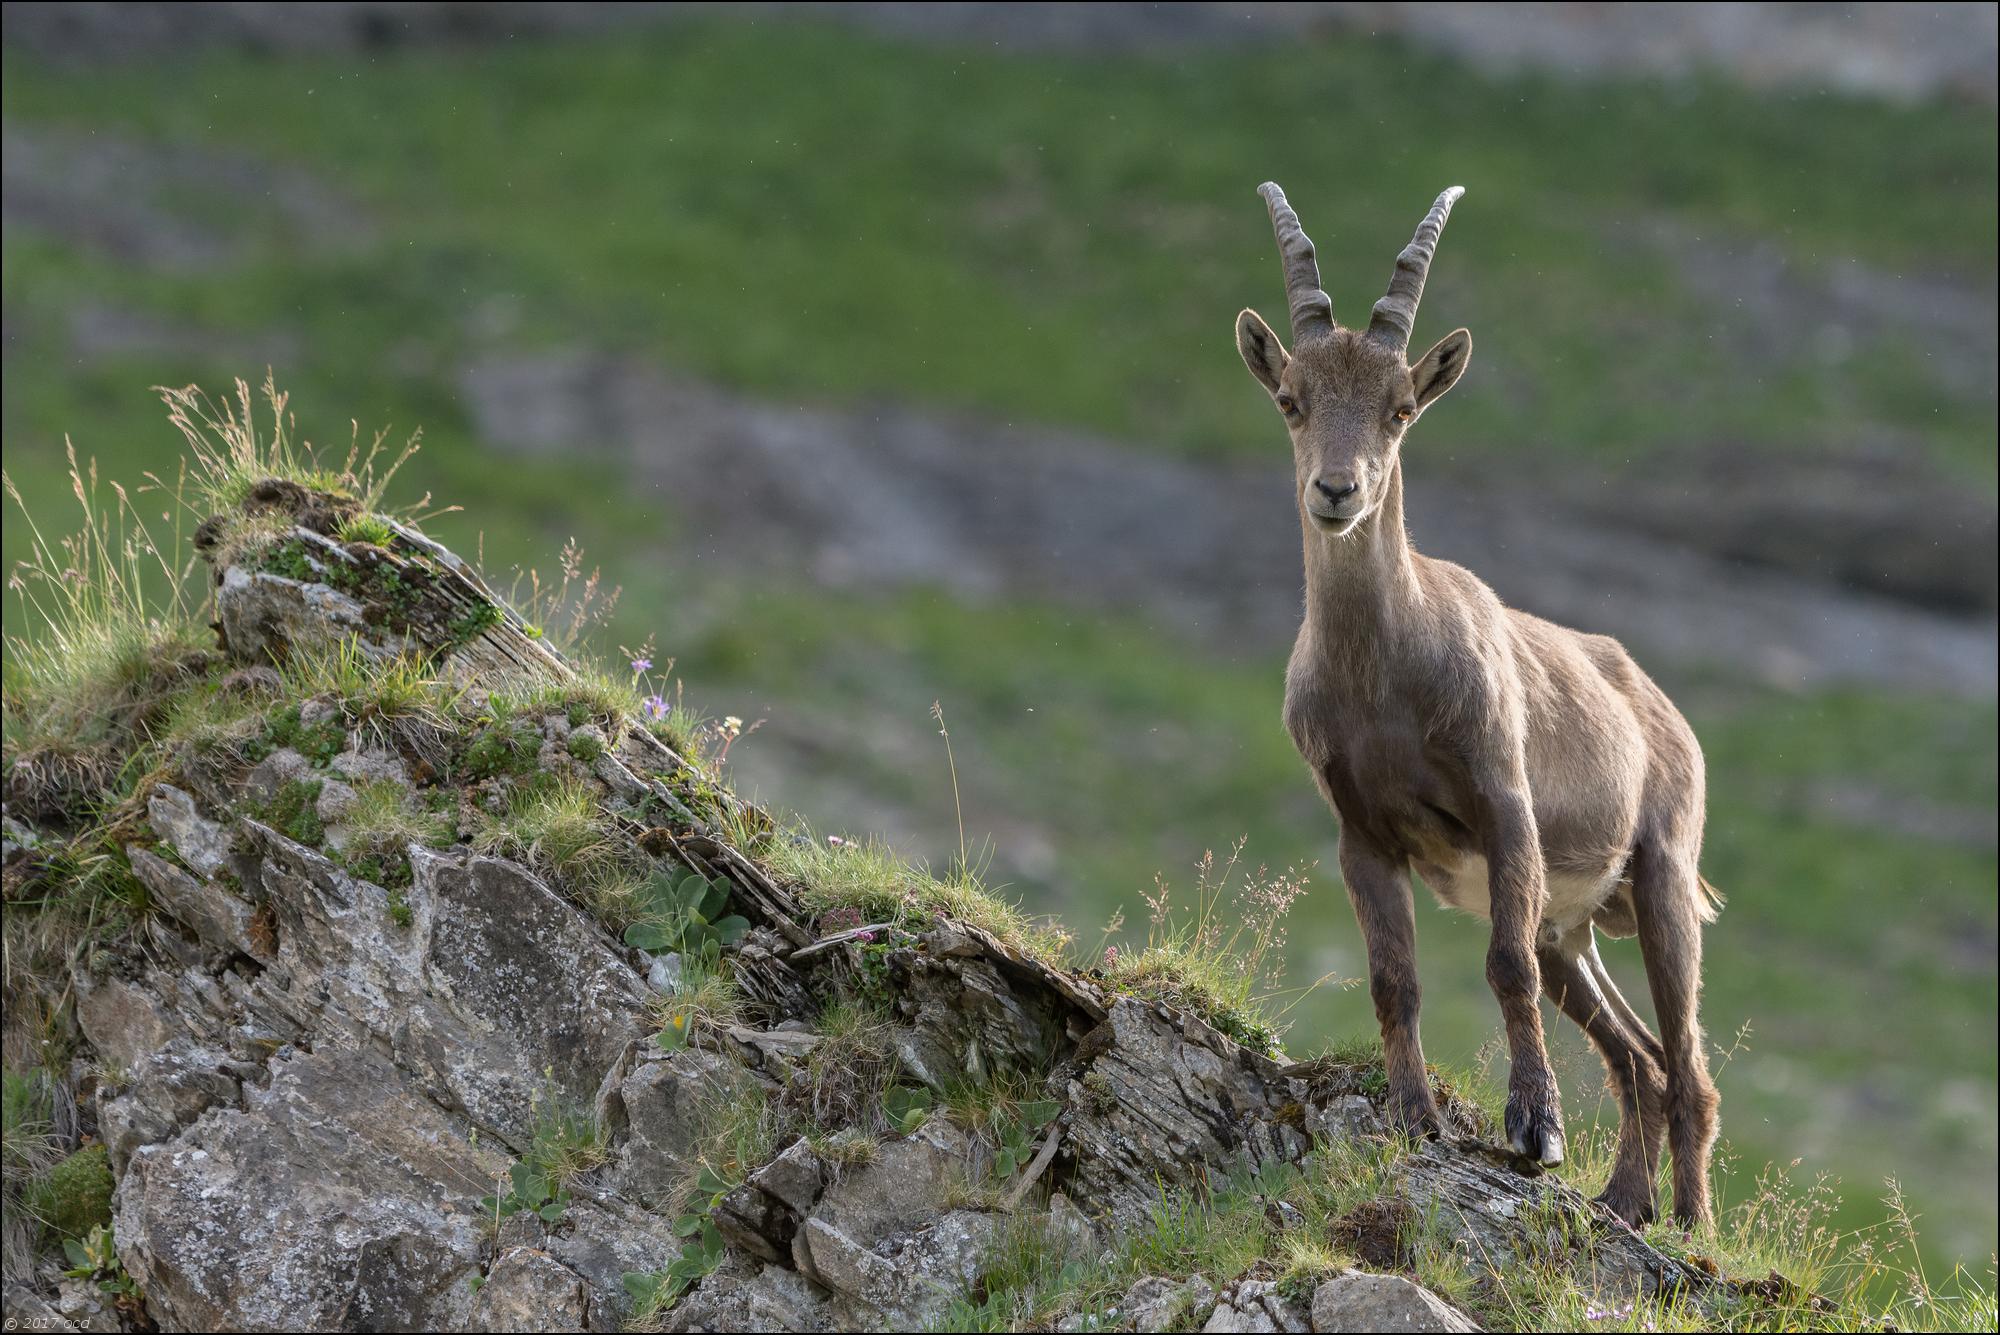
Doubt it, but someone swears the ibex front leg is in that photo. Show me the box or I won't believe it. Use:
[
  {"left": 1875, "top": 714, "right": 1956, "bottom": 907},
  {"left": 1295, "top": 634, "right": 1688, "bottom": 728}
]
[
  {"left": 1479, "top": 784, "right": 1567, "bottom": 1165},
  {"left": 1339, "top": 836, "right": 1442, "bottom": 1138}
]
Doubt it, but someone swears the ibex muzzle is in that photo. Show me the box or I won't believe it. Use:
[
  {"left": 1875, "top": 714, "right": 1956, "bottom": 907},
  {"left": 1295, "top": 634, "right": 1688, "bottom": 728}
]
[{"left": 1239, "top": 183, "right": 1724, "bottom": 1231}]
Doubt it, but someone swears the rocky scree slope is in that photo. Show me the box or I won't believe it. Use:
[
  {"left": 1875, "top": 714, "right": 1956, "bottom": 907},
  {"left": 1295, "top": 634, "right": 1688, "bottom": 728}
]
[{"left": 1, "top": 481, "right": 1774, "bottom": 1332}]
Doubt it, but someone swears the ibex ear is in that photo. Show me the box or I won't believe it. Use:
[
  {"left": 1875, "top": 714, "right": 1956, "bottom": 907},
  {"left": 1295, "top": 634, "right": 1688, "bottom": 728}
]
[
  {"left": 1411, "top": 328, "right": 1472, "bottom": 410},
  {"left": 1236, "top": 309, "right": 1289, "bottom": 397}
]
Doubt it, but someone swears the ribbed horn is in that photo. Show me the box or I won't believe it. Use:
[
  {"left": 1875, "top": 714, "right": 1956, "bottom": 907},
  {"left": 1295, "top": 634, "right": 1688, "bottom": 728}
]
[
  {"left": 1367, "top": 186, "right": 1465, "bottom": 352},
  {"left": 1257, "top": 182, "right": 1334, "bottom": 341}
]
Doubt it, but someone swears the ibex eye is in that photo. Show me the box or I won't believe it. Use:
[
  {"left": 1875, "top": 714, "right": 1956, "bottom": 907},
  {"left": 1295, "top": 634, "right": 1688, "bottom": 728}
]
[{"left": 1277, "top": 394, "right": 1299, "bottom": 415}]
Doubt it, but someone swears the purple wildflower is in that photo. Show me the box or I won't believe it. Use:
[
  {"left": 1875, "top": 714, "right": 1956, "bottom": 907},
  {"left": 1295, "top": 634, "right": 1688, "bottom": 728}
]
[
  {"left": 641, "top": 694, "right": 668, "bottom": 721},
  {"left": 817, "top": 906, "right": 864, "bottom": 935},
  {"left": 827, "top": 834, "right": 848, "bottom": 847},
  {"left": 856, "top": 930, "right": 876, "bottom": 944},
  {"left": 631, "top": 656, "right": 653, "bottom": 674}
]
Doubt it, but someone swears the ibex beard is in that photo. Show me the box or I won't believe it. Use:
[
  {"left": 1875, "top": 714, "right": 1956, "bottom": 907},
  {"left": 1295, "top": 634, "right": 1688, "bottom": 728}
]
[{"left": 1239, "top": 182, "right": 1723, "bottom": 1230}]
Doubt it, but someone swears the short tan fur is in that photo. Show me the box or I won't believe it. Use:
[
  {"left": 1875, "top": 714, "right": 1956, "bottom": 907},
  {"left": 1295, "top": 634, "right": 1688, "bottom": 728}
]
[{"left": 1238, "top": 183, "right": 1722, "bottom": 1229}]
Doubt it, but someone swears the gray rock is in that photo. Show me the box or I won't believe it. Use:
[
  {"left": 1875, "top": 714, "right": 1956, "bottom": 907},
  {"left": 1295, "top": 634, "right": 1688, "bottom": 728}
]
[
  {"left": 808, "top": 1208, "right": 1000, "bottom": 1330},
  {"left": 1, "top": 1288, "right": 77, "bottom": 1333},
  {"left": 402, "top": 849, "right": 652, "bottom": 1146},
  {"left": 125, "top": 846, "right": 258, "bottom": 959},
  {"left": 796, "top": 1122, "right": 994, "bottom": 1325},
  {"left": 147, "top": 783, "right": 233, "bottom": 877},
  {"left": 723, "top": 1023, "right": 823, "bottom": 1075},
  {"left": 297, "top": 698, "right": 342, "bottom": 730},
  {"left": 1388, "top": 1139, "right": 1710, "bottom": 1303},
  {"left": 1121, "top": 1274, "right": 1216, "bottom": 1331},
  {"left": 314, "top": 776, "right": 359, "bottom": 823},
  {"left": 748, "top": 1137, "right": 827, "bottom": 1215},
  {"left": 116, "top": 1046, "right": 500, "bottom": 1331},
  {"left": 526, "top": 1193, "right": 687, "bottom": 1333},
  {"left": 1044, "top": 1190, "right": 1099, "bottom": 1253},
  {"left": 1306, "top": 1095, "right": 1385, "bottom": 1144},
  {"left": 216, "top": 564, "right": 396, "bottom": 666},
  {"left": 714, "top": 1137, "right": 828, "bottom": 1264},
  {"left": 52, "top": 1279, "right": 118, "bottom": 1333},
  {"left": 468, "top": 1248, "right": 588, "bottom": 1333},
  {"left": 1205, "top": 1277, "right": 1309, "bottom": 1333},
  {"left": 74, "top": 971, "right": 184, "bottom": 1073},
  {"left": 801, "top": 1121, "right": 971, "bottom": 1259},
  {"left": 331, "top": 745, "right": 409, "bottom": 787},
  {"left": 1064, "top": 998, "right": 1309, "bottom": 1227},
  {"left": 98, "top": 1038, "right": 241, "bottom": 1171},
  {"left": 647, "top": 952, "right": 685, "bottom": 993},
  {"left": 664, "top": 1256, "right": 831, "bottom": 1333},
  {"left": 612, "top": 1051, "right": 761, "bottom": 1210},
  {"left": 1310, "top": 1272, "right": 1480, "bottom": 1333},
  {"left": 243, "top": 746, "right": 313, "bottom": 802},
  {"left": 715, "top": 1181, "right": 796, "bottom": 1265}
]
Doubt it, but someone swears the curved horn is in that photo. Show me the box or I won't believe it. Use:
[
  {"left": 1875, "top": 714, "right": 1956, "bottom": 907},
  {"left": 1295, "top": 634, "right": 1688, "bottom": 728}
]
[
  {"left": 1257, "top": 182, "right": 1334, "bottom": 341},
  {"left": 1367, "top": 186, "right": 1465, "bottom": 352}
]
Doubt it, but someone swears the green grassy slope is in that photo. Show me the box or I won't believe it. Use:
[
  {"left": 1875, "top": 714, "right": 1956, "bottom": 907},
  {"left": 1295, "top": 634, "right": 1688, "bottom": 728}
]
[{"left": 3, "top": 17, "right": 1995, "bottom": 500}]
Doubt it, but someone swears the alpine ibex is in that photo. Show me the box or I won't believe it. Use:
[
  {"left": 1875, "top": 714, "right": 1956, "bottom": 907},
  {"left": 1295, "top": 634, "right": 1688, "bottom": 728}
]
[{"left": 1237, "top": 183, "right": 1722, "bottom": 1229}]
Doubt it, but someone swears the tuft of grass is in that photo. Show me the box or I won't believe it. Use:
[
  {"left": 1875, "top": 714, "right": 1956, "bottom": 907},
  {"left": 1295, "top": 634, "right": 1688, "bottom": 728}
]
[
  {"left": 762, "top": 825, "right": 1072, "bottom": 964},
  {"left": 494, "top": 665, "right": 639, "bottom": 730},
  {"left": 1, "top": 445, "right": 208, "bottom": 787},
  {"left": 1100, "top": 841, "right": 1316, "bottom": 1055},
  {"left": 521, "top": 1095, "right": 608, "bottom": 1190},
  {"left": 794, "top": 999, "right": 900, "bottom": 1136},
  {"left": 280, "top": 640, "right": 456, "bottom": 746},
  {"left": 472, "top": 772, "right": 632, "bottom": 894},
  {"left": 648, "top": 952, "right": 743, "bottom": 1051},
  {"left": 802, "top": 1125, "right": 881, "bottom": 1174},
  {"left": 1, "top": 1068, "right": 58, "bottom": 1179},
  {"left": 337, "top": 513, "right": 397, "bottom": 547},
  {"left": 674, "top": 1084, "right": 782, "bottom": 1215},
  {"left": 337, "top": 779, "right": 455, "bottom": 894},
  {"left": 159, "top": 372, "right": 418, "bottom": 520}
]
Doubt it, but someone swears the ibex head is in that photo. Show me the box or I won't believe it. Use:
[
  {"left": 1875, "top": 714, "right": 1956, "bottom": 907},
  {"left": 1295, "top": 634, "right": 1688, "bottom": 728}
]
[{"left": 1237, "top": 184, "right": 1472, "bottom": 537}]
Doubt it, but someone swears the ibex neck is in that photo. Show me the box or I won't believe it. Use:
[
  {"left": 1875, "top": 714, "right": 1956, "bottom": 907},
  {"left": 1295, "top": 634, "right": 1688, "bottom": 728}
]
[{"left": 1302, "top": 459, "right": 1420, "bottom": 630}]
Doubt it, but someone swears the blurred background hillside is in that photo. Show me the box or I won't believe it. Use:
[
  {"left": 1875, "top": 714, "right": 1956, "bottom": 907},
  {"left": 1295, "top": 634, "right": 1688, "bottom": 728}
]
[{"left": 2, "top": 0, "right": 1994, "bottom": 1268}]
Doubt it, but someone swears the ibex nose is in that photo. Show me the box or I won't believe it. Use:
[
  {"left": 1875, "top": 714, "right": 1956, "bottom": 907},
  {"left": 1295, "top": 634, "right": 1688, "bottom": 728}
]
[{"left": 1314, "top": 474, "right": 1359, "bottom": 504}]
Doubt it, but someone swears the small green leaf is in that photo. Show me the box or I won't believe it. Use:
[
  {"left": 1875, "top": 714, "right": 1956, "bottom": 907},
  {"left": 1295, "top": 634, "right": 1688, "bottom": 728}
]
[
  {"left": 539, "top": 1200, "right": 566, "bottom": 1223},
  {"left": 713, "top": 915, "right": 751, "bottom": 945},
  {"left": 882, "top": 1085, "right": 934, "bottom": 1133},
  {"left": 697, "top": 880, "right": 729, "bottom": 920},
  {"left": 1021, "top": 1099, "right": 1062, "bottom": 1130},
  {"left": 624, "top": 922, "right": 674, "bottom": 952}
]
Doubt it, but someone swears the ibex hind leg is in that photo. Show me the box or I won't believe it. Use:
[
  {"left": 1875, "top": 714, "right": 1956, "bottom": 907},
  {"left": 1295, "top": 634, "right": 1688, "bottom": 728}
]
[
  {"left": 1539, "top": 927, "right": 1668, "bottom": 1228},
  {"left": 1631, "top": 841, "right": 1721, "bottom": 1229}
]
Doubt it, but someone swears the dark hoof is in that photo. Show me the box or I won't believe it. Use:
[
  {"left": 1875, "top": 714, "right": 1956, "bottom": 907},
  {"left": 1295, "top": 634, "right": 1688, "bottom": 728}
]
[
  {"left": 1386, "top": 1090, "right": 1447, "bottom": 1141},
  {"left": 1670, "top": 1202, "right": 1715, "bottom": 1233},
  {"left": 1505, "top": 1096, "right": 1566, "bottom": 1167},
  {"left": 1594, "top": 1185, "right": 1657, "bottom": 1231}
]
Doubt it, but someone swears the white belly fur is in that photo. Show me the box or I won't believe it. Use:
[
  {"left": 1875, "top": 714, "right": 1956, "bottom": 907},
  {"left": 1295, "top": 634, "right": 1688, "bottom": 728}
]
[{"left": 1416, "top": 853, "right": 1617, "bottom": 937}]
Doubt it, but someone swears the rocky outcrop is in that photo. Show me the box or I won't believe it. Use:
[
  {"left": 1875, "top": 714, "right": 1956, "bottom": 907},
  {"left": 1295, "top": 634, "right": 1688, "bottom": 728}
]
[{"left": 2, "top": 482, "right": 1734, "bottom": 1333}]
